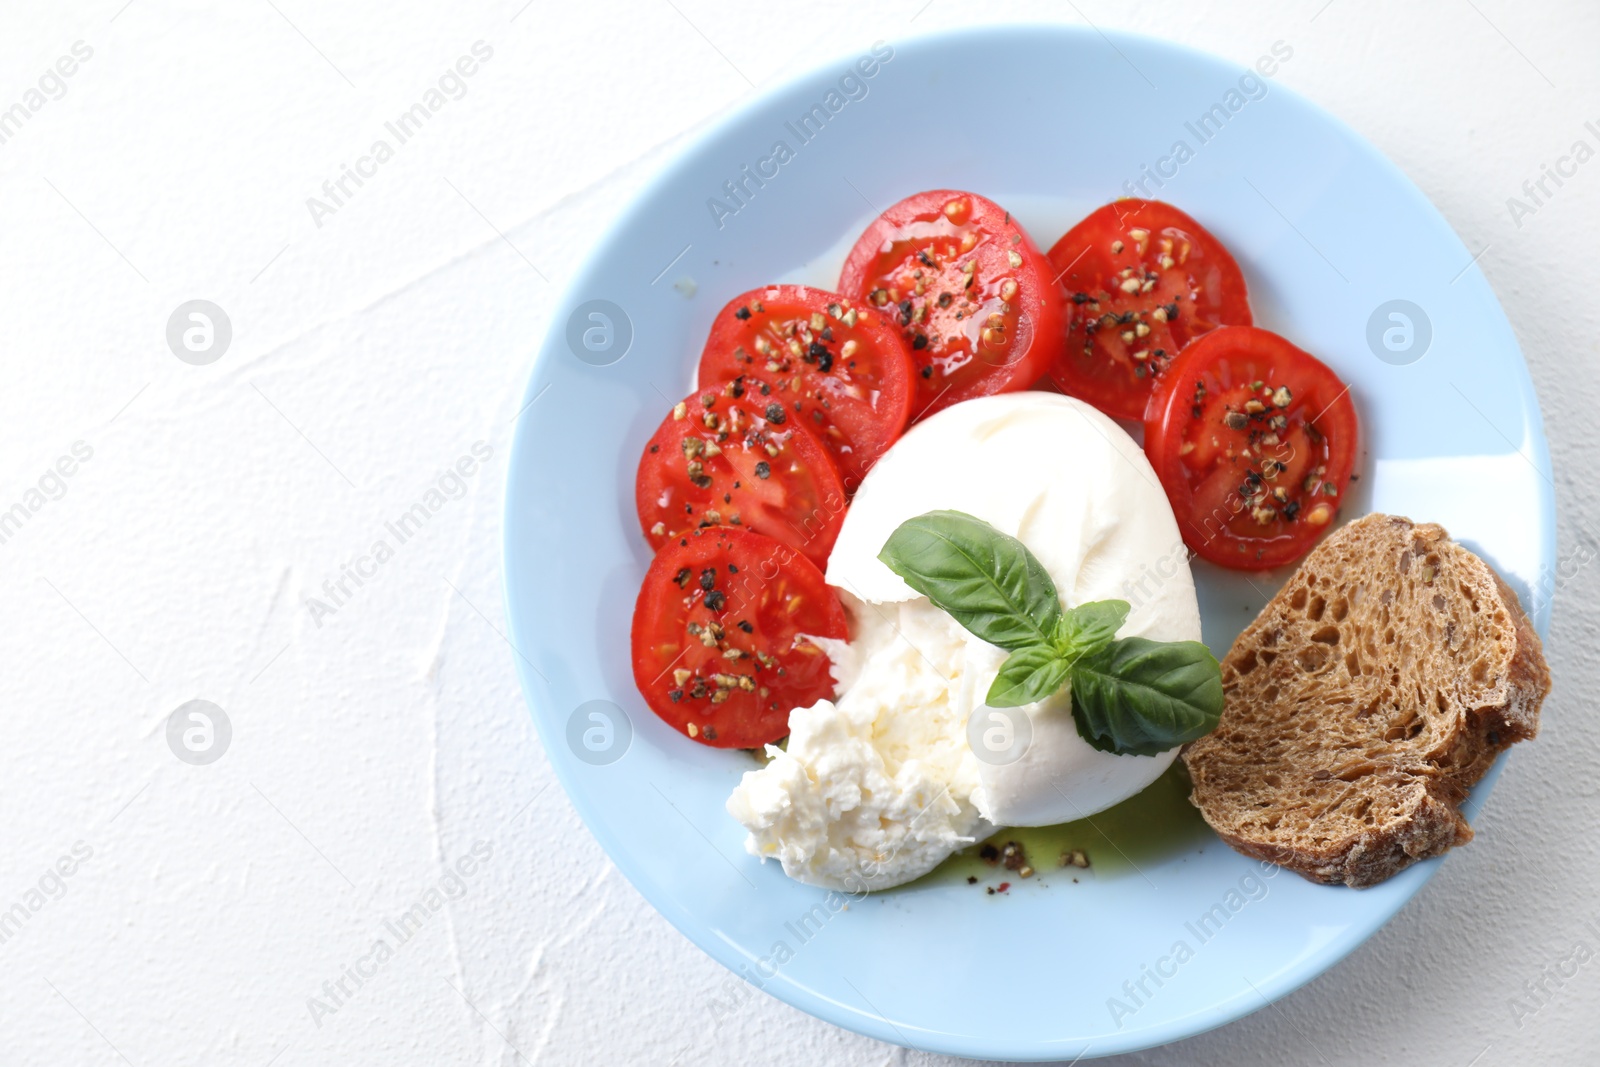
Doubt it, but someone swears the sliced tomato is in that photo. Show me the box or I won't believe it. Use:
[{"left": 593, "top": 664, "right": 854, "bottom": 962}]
[
  {"left": 696, "top": 286, "right": 914, "bottom": 492},
  {"left": 631, "top": 527, "right": 848, "bottom": 748},
  {"left": 838, "top": 190, "right": 1065, "bottom": 420},
  {"left": 1144, "top": 326, "right": 1359, "bottom": 570},
  {"left": 636, "top": 390, "right": 846, "bottom": 569},
  {"left": 1048, "top": 199, "right": 1252, "bottom": 421}
]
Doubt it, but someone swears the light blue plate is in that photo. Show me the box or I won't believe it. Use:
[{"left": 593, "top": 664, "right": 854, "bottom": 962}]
[{"left": 503, "top": 24, "right": 1553, "bottom": 1060}]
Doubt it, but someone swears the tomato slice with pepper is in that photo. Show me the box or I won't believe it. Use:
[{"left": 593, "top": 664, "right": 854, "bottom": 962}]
[
  {"left": 696, "top": 285, "right": 914, "bottom": 491},
  {"left": 636, "top": 390, "right": 846, "bottom": 570},
  {"left": 1144, "top": 326, "right": 1359, "bottom": 570},
  {"left": 631, "top": 527, "right": 848, "bottom": 748},
  {"left": 838, "top": 190, "right": 1065, "bottom": 420},
  {"left": 1048, "top": 199, "right": 1252, "bottom": 421}
]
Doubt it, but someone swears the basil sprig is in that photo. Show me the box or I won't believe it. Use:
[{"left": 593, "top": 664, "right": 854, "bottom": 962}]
[
  {"left": 879, "top": 510, "right": 1223, "bottom": 757},
  {"left": 872, "top": 508, "right": 1062, "bottom": 651}
]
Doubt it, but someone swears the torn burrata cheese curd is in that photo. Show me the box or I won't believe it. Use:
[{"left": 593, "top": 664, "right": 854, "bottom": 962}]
[
  {"left": 726, "top": 593, "right": 983, "bottom": 891},
  {"left": 728, "top": 391, "right": 1202, "bottom": 890}
]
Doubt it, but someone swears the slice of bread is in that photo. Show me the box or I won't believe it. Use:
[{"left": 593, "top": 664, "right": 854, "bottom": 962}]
[{"left": 1183, "top": 513, "right": 1551, "bottom": 887}]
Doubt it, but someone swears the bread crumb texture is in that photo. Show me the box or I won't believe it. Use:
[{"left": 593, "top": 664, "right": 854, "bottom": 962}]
[{"left": 1183, "top": 513, "right": 1552, "bottom": 887}]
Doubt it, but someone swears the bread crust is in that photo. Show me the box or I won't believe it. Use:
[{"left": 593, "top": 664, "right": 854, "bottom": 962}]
[{"left": 1183, "top": 514, "right": 1551, "bottom": 888}]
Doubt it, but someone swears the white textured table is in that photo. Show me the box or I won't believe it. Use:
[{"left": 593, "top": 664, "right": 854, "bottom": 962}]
[{"left": 2, "top": 2, "right": 1594, "bottom": 1064}]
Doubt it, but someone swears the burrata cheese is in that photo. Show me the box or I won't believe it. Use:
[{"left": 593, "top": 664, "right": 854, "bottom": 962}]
[{"left": 728, "top": 392, "right": 1202, "bottom": 889}]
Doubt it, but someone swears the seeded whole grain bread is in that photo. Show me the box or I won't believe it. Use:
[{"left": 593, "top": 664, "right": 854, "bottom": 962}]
[{"left": 1183, "top": 513, "right": 1551, "bottom": 888}]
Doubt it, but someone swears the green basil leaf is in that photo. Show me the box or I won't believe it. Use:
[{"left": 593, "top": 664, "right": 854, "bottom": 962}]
[
  {"left": 1053, "top": 599, "right": 1130, "bottom": 660},
  {"left": 878, "top": 510, "right": 1062, "bottom": 651},
  {"left": 1069, "top": 637, "right": 1224, "bottom": 757},
  {"left": 986, "top": 645, "right": 1075, "bottom": 708}
]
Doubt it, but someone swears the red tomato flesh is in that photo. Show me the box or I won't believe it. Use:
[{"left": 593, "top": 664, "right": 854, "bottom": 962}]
[
  {"left": 839, "top": 190, "right": 1066, "bottom": 419},
  {"left": 636, "top": 390, "right": 846, "bottom": 570},
  {"left": 631, "top": 527, "right": 848, "bottom": 748},
  {"left": 1048, "top": 199, "right": 1252, "bottom": 421},
  {"left": 696, "top": 285, "right": 914, "bottom": 491},
  {"left": 1144, "top": 326, "right": 1358, "bottom": 570}
]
